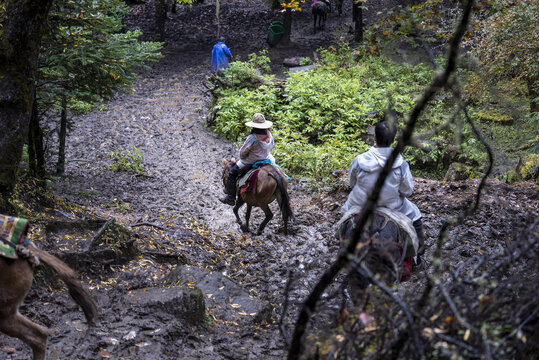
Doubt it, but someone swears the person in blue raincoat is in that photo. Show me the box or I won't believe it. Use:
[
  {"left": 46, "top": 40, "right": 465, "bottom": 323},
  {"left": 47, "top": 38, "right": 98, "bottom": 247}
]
[{"left": 211, "top": 36, "right": 232, "bottom": 74}]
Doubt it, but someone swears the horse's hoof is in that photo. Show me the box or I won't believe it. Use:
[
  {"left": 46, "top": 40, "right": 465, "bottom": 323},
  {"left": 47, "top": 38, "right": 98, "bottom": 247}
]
[{"left": 240, "top": 225, "right": 249, "bottom": 233}]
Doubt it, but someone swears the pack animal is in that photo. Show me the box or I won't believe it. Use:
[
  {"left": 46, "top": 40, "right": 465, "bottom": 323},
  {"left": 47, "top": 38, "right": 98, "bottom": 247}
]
[
  {"left": 221, "top": 158, "right": 293, "bottom": 235},
  {"left": 312, "top": 0, "right": 330, "bottom": 33},
  {"left": 0, "top": 217, "right": 98, "bottom": 360},
  {"left": 336, "top": 208, "right": 418, "bottom": 299}
]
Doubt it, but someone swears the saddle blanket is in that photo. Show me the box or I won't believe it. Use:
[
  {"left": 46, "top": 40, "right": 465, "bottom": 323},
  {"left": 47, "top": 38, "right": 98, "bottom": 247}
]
[
  {"left": 238, "top": 169, "right": 259, "bottom": 194},
  {"left": 0, "top": 215, "right": 30, "bottom": 259}
]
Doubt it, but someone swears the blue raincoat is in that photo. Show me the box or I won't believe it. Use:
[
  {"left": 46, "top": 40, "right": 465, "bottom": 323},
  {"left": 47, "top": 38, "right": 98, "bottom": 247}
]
[{"left": 211, "top": 42, "right": 232, "bottom": 73}]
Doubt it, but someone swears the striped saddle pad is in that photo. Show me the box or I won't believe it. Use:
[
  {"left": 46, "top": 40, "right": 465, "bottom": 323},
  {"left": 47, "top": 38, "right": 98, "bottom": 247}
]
[{"left": 0, "top": 215, "right": 30, "bottom": 259}]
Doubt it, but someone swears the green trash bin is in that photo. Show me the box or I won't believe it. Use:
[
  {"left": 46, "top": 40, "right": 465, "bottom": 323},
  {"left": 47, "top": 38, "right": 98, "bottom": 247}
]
[{"left": 267, "top": 21, "right": 284, "bottom": 46}]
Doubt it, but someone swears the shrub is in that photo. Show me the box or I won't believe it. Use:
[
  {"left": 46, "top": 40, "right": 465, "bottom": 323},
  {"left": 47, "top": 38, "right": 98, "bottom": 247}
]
[{"left": 106, "top": 146, "right": 145, "bottom": 174}]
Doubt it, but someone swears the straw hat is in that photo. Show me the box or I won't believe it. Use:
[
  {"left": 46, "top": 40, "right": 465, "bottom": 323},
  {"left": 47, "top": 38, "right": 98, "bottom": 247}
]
[
  {"left": 245, "top": 113, "right": 273, "bottom": 129},
  {"left": 245, "top": 113, "right": 272, "bottom": 129}
]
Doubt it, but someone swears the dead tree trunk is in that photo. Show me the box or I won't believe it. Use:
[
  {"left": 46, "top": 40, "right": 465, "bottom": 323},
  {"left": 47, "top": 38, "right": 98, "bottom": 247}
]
[
  {"left": 28, "top": 92, "right": 45, "bottom": 179},
  {"left": 154, "top": 0, "right": 166, "bottom": 42},
  {"left": 281, "top": 8, "right": 293, "bottom": 46},
  {"left": 353, "top": 0, "right": 363, "bottom": 42}
]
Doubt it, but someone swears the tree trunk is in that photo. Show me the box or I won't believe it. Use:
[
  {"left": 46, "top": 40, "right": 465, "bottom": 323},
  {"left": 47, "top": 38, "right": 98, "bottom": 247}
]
[
  {"left": 281, "top": 8, "right": 292, "bottom": 46},
  {"left": 154, "top": 0, "right": 166, "bottom": 42},
  {"left": 353, "top": 1, "right": 363, "bottom": 42},
  {"left": 28, "top": 92, "right": 45, "bottom": 179},
  {"left": 56, "top": 96, "right": 67, "bottom": 175},
  {"left": 0, "top": 0, "right": 54, "bottom": 210}
]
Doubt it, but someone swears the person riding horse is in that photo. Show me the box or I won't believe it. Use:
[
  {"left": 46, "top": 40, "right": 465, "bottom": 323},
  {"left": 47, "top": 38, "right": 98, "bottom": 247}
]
[
  {"left": 341, "top": 120, "right": 426, "bottom": 260},
  {"left": 219, "top": 113, "right": 275, "bottom": 205}
]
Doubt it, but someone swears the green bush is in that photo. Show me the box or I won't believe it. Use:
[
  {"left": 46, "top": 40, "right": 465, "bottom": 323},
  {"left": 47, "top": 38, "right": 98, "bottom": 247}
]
[
  {"left": 210, "top": 49, "right": 492, "bottom": 182},
  {"left": 106, "top": 146, "right": 145, "bottom": 174}
]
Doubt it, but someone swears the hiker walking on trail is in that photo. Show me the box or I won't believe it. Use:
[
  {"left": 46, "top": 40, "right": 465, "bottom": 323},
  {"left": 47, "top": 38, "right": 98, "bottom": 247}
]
[
  {"left": 211, "top": 36, "right": 232, "bottom": 75},
  {"left": 219, "top": 113, "right": 275, "bottom": 205},
  {"left": 341, "top": 120, "right": 426, "bottom": 258}
]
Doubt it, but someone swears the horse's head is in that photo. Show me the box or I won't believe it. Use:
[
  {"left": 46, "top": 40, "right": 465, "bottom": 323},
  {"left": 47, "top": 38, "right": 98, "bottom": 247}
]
[{"left": 221, "top": 157, "right": 236, "bottom": 188}]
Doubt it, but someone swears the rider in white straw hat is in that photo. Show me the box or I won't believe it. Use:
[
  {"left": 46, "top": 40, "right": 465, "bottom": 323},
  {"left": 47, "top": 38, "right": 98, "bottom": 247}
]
[{"left": 219, "top": 113, "right": 275, "bottom": 205}]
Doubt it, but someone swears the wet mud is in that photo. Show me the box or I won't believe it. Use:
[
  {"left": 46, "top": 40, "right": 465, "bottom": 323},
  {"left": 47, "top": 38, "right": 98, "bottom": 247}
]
[{"left": 1, "top": 1, "right": 537, "bottom": 359}]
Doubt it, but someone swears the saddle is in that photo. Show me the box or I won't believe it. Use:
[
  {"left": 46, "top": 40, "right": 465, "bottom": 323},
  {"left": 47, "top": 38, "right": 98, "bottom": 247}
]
[{"left": 237, "top": 160, "right": 289, "bottom": 195}]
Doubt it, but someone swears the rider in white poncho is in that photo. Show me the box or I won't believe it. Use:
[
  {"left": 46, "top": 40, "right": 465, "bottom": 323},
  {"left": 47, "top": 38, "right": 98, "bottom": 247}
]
[{"left": 341, "top": 120, "right": 426, "bottom": 257}]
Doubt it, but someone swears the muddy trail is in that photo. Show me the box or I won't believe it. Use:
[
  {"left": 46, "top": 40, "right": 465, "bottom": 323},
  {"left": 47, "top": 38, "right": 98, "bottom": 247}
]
[{"left": 2, "top": 1, "right": 538, "bottom": 359}]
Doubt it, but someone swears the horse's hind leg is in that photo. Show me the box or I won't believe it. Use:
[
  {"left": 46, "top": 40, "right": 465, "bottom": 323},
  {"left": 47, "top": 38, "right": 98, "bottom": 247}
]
[
  {"left": 0, "top": 313, "right": 49, "bottom": 360},
  {"left": 256, "top": 205, "right": 274, "bottom": 235}
]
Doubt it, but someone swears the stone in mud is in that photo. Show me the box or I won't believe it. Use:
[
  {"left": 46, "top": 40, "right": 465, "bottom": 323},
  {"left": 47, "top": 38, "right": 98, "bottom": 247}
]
[
  {"left": 164, "top": 265, "right": 273, "bottom": 324},
  {"left": 125, "top": 286, "right": 205, "bottom": 325},
  {"left": 283, "top": 57, "right": 302, "bottom": 67}
]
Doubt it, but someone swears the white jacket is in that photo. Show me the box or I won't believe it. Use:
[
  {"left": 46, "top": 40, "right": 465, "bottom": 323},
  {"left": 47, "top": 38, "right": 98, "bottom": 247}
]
[{"left": 341, "top": 147, "right": 421, "bottom": 221}]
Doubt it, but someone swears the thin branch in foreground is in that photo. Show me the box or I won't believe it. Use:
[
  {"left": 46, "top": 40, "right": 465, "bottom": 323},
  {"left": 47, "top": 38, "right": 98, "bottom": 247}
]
[
  {"left": 439, "top": 284, "right": 477, "bottom": 332},
  {"left": 279, "top": 270, "right": 294, "bottom": 347},
  {"left": 356, "top": 264, "right": 424, "bottom": 359},
  {"left": 287, "top": 1, "right": 476, "bottom": 358},
  {"left": 435, "top": 333, "right": 481, "bottom": 357}
]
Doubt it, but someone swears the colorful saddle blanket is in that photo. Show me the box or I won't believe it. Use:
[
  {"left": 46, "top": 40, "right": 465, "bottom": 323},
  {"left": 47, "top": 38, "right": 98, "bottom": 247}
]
[{"left": 0, "top": 215, "right": 30, "bottom": 259}]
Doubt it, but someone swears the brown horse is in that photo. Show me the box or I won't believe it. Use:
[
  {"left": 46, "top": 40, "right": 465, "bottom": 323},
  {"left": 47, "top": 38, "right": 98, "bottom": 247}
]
[
  {"left": 221, "top": 158, "right": 293, "bottom": 235},
  {"left": 0, "top": 242, "right": 98, "bottom": 360},
  {"left": 336, "top": 208, "right": 418, "bottom": 297}
]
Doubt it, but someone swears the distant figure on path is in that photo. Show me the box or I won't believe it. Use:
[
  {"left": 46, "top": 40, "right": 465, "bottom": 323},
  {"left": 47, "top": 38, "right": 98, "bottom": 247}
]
[{"left": 211, "top": 36, "right": 232, "bottom": 75}]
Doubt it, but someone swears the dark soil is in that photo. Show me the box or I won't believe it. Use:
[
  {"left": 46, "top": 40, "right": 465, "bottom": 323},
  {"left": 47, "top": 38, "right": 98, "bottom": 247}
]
[{"left": 1, "top": 1, "right": 537, "bottom": 359}]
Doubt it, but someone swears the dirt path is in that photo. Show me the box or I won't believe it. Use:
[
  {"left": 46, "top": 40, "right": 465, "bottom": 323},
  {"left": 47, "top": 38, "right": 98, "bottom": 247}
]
[{"left": 2, "top": 2, "right": 538, "bottom": 359}]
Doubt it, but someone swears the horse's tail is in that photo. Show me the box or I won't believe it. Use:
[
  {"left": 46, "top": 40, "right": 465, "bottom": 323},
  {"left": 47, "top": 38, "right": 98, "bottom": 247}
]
[
  {"left": 29, "top": 244, "right": 98, "bottom": 326},
  {"left": 269, "top": 170, "right": 293, "bottom": 226}
]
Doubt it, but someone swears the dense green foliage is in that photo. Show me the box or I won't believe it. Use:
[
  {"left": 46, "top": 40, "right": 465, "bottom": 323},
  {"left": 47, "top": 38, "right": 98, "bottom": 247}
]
[{"left": 210, "top": 46, "right": 488, "bottom": 182}]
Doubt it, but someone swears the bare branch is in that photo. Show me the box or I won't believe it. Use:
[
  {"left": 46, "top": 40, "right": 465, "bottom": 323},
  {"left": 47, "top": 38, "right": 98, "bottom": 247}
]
[
  {"left": 439, "top": 284, "right": 478, "bottom": 332},
  {"left": 356, "top": 264, "right": 424, "bottom": 358},
  {"left": 279, "top": 270, "right": 294, "bottom": 347},
  {"left": 435, "top": 333, "right": 481, "bottom": 357}
]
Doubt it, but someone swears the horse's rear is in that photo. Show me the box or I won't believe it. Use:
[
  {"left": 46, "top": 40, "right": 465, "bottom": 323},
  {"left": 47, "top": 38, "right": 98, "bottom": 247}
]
[
  {"left": 0, "top": 242, "right": 97, "bottom": 360},
  {"left": 312, "top": 0, "right": 329, "bottom": 33},
  {"left": 337, "top": 209, "right": 417, "bottom": 300},
  {"left": 238, "top": 164, "right": 293, "bottom": 235}
]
